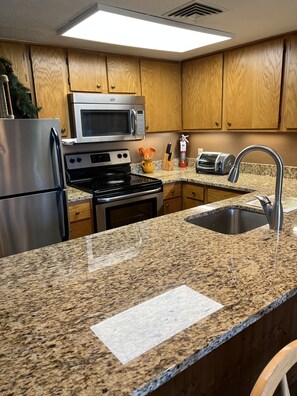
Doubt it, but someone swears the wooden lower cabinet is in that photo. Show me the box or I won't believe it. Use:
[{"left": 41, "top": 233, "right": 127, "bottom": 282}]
[
  {"left": 205, "top": 186, "right": 244, "bottom": 203},
  {"left": 163, "top": 183, "right": 182, "bottom": 214},
  {"left": 182, "top": 183, "right": 205, "bottom": 209},
  {"left": 69, "top": 200, "right": 93, "bottom": 239},
  {"left": 163, "top": 182, "right": 245, "bottom": 214}
]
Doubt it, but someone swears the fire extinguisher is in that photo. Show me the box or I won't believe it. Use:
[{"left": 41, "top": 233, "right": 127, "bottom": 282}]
[{"left": 179, "top": 134, "right": 189, "bottom": 168}]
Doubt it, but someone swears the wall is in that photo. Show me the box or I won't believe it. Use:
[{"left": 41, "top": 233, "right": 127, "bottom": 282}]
[
  {"left": 63, "top": 130, "right": 297, "bottom": 166},
  {"left": 186, "top": 132, "right": 297, "bottom": 166},
  {"left": 62, "top": 132, "right": 180, "bottom": 163}
]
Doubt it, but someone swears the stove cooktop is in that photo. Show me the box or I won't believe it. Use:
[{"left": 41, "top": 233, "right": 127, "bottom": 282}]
[{"left": 65, "top": 149, "right": 162, "bottom": 198}]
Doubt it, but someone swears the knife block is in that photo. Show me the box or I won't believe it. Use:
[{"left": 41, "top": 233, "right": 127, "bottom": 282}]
[{"left": 162, "top": 153, "right": 174, "bottom": 171}]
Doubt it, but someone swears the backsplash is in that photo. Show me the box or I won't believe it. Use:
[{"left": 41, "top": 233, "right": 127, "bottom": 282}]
[{"left": 131, "top": 159, "right": 297, "bottom": 179}]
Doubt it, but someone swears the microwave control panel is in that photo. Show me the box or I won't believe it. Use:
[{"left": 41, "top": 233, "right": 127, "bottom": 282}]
[{"left": 135, "top": 110, "right": 145, "bottom": 133}]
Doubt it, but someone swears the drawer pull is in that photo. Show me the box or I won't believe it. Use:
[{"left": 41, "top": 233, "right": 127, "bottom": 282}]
[
  {"left": 166, "top": 204, "right": 169, "bottom": 207},
  {"left": 171, "top": 189, "right": 175, "bottom": 194},
  {"left": 192, "top": 191, "right": 196, "bottom": 195},
  {"left": 75, "top": 211, "right": 80, "bottom": 215},
  {"left": 96, "top": 83, "right": 101, "bottom": 89}
]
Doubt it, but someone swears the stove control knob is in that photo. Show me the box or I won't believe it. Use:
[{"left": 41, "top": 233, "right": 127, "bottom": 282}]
[
  {"left": 69, "top": 158, "right": 75, "bottom": 163},
  {"left": 117, "top": 153, "right": 122, "bottom": 159},
  {"left": 76, "top": 157, "right": 82, "bottom": 163},
  {"left": 123, "top": 153, "right": 128, "bottom": 158}
]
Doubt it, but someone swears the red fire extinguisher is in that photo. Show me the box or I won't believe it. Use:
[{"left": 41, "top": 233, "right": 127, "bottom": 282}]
[{"left": 179, "top": 134, "right": 189, "bottom": 168}]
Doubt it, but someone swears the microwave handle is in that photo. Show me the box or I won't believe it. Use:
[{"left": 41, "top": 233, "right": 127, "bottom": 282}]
[{"left": 131, "top": 109, "right": 137, "bottom": 134}]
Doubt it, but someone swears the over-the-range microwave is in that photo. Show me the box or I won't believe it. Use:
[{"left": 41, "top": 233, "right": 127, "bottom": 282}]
[{"left": 67, "top": 93, "right": 146, "bottom": 143}]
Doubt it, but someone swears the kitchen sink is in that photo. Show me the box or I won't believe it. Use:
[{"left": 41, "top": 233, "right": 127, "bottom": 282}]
[{"left": 185, "top": 206, "right": 268, "bottom": 234}]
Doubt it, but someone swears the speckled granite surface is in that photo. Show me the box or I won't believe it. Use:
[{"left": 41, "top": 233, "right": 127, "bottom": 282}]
[{"left": 2, "top": 165, "right": 297, "bottom": 395}]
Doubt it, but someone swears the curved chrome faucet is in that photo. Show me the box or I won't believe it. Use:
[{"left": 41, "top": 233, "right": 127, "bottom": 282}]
[{"left": 228, "top": 145, "right": 284, "bottom": 231}]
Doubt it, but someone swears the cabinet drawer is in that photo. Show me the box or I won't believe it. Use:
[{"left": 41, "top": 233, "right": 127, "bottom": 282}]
[
  {"left": 206, "top": 188, "right": 243, "bottom": 203},
  {"left": 163, "top": 183, "right": 182, "bottom": 200},
  {"left": 69, "top": 201, "right": 92, "bottom": 222},
  {"left": 182, "top": 183, "right": 204, "bottom": 201},
  {"left": 163, "top": 197, "right": 182, "bottom": 215}
]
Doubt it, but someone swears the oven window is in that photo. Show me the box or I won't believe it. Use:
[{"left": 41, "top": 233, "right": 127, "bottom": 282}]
[
  {"left": 81, "top": 110, "right": 131, "bottom": 136},
  {"left": 105, "top": 199, "right": 156, "bottom": 230}
]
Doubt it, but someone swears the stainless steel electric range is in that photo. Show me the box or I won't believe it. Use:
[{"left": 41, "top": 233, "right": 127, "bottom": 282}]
[{"left": 64, "top": 149, "right": 163, "bottom": 232}]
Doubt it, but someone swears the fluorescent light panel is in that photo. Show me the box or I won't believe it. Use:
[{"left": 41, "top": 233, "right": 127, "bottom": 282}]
[{"left": 59, "top": 4, "right": 232, "bottom": 53}]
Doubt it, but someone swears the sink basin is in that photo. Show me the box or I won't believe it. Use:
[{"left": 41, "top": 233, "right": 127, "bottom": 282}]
[{"left": 185, "top": 206, "right": 268, "bottom": 234}]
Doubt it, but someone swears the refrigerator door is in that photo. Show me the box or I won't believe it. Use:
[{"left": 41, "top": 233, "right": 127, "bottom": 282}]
[
  {"left": 0, "top": 119, "right": 66, "bottom": 197},
  {"left": 0, "top": 190, "right": 69, "bottom": 257}
]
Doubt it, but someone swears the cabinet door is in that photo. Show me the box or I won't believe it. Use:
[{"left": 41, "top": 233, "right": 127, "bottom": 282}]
[
  {"left": 281, "top": 35, "right": 297, "bottom": 130},
  {"left": 140, "top": 60, "right": 181, "bottom": 132},
  {"left": 223, "top": 38, "right": 283, "bottom": 130},
  {"left": 68, "top": 49, "right": 107, "bottom": 93},
  {"left": 107, "top": 55, "right": 140, "bottom": 94},
  {"left": 69, "top": 200, "right": 93, "bottom": 239},
  {"left": 182, "top": 183, "right": 205, "bottom": 209},
  {"left": 30, "top": 46, "right": 70, "bottom": 137},
  {"left": 182, "top": 54, "right": 223, "bottom": 130},
  {"left": 206, "top": 187, "right": 243, "bottom": 203},
  {"left": 163, "top": 197, "right": 182, "bottom": 215},
  {"left": 0, "top": 42, "right": 33, "bottom": 90}
]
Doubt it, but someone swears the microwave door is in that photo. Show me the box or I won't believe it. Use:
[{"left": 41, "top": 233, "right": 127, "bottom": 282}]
[{"left": 71, "top": 103, "right": 145, "bottom": 143}]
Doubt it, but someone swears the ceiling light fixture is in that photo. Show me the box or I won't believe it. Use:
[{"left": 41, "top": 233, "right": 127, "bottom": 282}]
[{"left": 58, "top": 3, "right": 232, "bottom": 53}]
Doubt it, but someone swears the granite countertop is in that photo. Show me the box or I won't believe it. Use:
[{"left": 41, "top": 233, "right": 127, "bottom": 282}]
[{"left": 2, "top": 165, "right": 297, "bottom": 395}]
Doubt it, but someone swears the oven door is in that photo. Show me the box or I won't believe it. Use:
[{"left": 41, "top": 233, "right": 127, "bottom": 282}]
[{"left": 95, "top": 189, "right": 163, "bottom": 232}]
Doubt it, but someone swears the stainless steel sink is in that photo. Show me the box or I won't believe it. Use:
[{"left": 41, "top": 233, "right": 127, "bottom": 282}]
[{"left": 185, "top": 206, "right": 268, "bottom": 234}]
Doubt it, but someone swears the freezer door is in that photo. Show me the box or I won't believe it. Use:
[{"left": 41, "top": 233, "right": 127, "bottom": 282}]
[
  {"left": 0, "top": 190, "right": 69, "bottom": 258},
  {"left": 0, "top": 119, "right": 66, "bottom": 197}
]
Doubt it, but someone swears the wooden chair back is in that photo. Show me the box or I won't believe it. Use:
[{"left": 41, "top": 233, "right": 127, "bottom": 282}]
[{"left": 250, "top": 340, "right": 297, "bottom": 396}]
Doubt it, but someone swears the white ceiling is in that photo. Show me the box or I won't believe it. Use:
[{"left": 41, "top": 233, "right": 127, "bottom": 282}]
[{"left": 1, "top": 0, "right": 297, "bottom": 60}]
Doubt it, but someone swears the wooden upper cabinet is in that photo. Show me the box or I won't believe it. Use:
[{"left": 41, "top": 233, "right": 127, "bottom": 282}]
[
  {"left": 67, "top": 49, "right": 107, "bottom": 93},
  {"left": 140, "top": 60, "right": 181, "bottom": 132},
  {"left": 182, "top": 54, "right": 223, "bottom": 130},
  {"left": 223, "top": 38, "right": 284, "bottom": 130},
  {"left": 0, "top": 42, "right": 33, "bottom": 92},
  {"left": 281, "top": 35, "right": 297, "bottom": 130},
  {"left": 106, "top": 55, "right": 141, "bottom": 94},
  {"left": 30, "top": 46, "right": 70, "bottom": 137}
]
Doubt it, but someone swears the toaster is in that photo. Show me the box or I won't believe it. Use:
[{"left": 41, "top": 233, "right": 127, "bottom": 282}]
[{"left": 196, "top": 152, "right": 235, "bottom": 175}]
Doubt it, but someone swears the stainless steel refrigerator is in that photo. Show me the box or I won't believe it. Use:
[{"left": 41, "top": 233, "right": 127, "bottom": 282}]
[{"left": 0, "top": 119, "right": 69, "bottom": 258}]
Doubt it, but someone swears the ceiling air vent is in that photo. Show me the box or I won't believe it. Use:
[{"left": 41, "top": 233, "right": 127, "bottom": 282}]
[{"left": 165, "top": 1, "right": 224, "bottom": 20}]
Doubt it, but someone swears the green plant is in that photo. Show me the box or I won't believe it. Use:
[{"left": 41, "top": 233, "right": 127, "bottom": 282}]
[{"left": 0, "top": 56, "right": 41, "bottom": 118}]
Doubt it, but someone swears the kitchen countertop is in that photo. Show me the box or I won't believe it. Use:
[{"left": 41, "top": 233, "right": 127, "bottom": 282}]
[{"left": 2, "top": 166, "right": 297, "bottom": 395}]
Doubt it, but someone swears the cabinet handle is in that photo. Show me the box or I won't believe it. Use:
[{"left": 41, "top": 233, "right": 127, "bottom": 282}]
[
  {"left": 171, "top": 189, "right": 175, "bottom": 194},
  {"left": 166, "top": 204, "right": 169, "bottom": 208},
  {"left": 61, "top": 127, "right": 66, "bottom": 133},
  {"left": 111, "top": 84, "right": 116, "bottom": 89},
  {"left": 192, "top": 191, "right": 196, "bottom": 196},
  {"left": 227, "top": 122, "right": 232, "bottom": 127},
  {"left": 75, "top": 211, "right": 80, "bottom": 215},
  {"left": 96, "top": 83, "right": 101, "bottom": 89},
  {"left": 146, "top": 125, "right": 149, "bottom": 130},
  {"left": 215, "top": 121, "right": 219, "bottom": 126}
]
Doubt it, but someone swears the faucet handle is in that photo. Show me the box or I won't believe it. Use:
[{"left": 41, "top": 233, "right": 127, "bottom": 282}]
[{"left": 254, "top": 195, "right": 272, "bottom": 207}]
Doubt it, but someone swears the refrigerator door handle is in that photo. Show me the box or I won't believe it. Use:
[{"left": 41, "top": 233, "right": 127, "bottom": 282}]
[
  {"left": 51, "top": 127, "right": 70, "bottom": 241},
  {"left": 60, "top": 190, "right": 70, "bottom": 241},
  {"left": 51, "top": 127, "right": 65, "bottom": 189}
]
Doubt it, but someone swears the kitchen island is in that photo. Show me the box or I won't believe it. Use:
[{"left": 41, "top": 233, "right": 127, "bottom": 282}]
[{"left": 2, "top": 168, "right": 297, "bottom": 395}]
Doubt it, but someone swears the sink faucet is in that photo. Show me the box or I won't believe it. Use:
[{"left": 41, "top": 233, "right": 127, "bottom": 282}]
[{"left": 228, "top": 145, "right": 284, "bottom": 231}]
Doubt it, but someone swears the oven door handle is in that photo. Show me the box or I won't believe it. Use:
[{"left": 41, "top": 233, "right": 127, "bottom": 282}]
[{"left": 96, "top": 187, "right": 162, "bottom": 203}]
